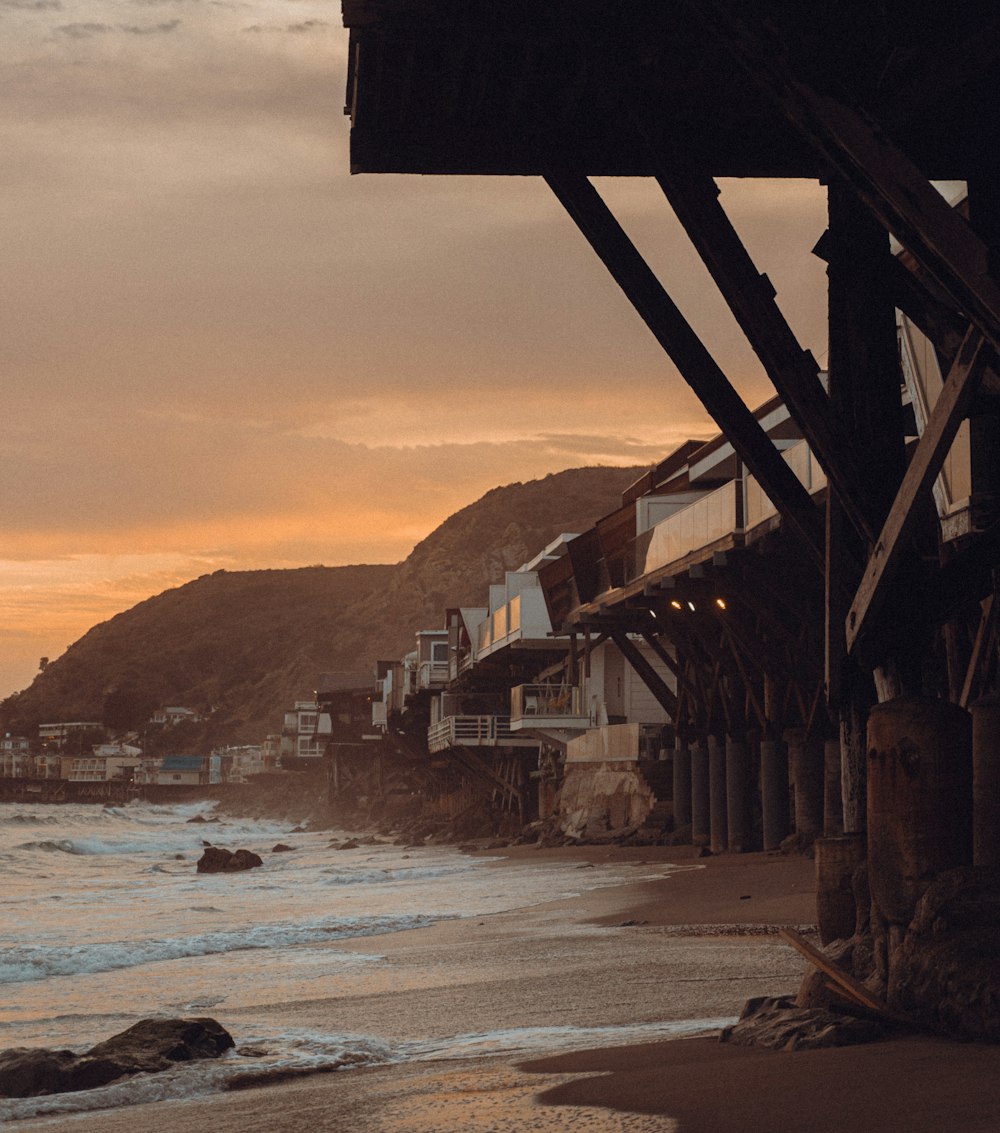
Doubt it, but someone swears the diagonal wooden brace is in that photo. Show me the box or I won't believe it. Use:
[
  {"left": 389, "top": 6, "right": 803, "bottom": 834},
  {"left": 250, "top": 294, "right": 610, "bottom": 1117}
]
[
  {"left": 652, "top": 171, "right": 874, "bottom": 544},
  {"left": 847, "top": 328, "right": 993, "bottom": 652},
  {"left": 610, "top": 630, "right": 678, "bottom": 719},
  {"left": 545, "top": 169, "right": 825, "bottom": 572}
]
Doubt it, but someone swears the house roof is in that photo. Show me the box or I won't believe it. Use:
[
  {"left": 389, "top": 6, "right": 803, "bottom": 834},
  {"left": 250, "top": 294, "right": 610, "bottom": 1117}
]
[
  {"left": 316, "top": 671, "right": 375, "bottom": 693},
  {"left": 160, "top": 755, "right": 204, "bottom": 771}
]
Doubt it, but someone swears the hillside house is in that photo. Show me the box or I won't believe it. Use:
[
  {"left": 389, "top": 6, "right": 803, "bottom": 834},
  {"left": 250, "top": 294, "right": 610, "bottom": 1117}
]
[
  {"left": 38, "top": 722, "right": 104, "bottom": 752},
  {"left": 150, "top": 707, "right": 201, "bottom": 727}
]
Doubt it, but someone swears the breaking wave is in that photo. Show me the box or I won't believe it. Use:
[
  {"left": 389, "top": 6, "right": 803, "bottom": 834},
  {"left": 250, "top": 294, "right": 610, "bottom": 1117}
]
[{"left": 0, "top": 913, "right": 441, "bottom": 985}]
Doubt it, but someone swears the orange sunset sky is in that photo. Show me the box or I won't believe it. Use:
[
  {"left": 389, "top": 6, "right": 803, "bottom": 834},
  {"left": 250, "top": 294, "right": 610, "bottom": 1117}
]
[{"left": 1, "top": 2, "right": 833, "bottom": 701}]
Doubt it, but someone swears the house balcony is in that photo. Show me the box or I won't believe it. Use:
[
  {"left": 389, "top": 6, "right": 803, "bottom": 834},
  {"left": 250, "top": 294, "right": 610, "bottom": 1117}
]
[
  {"left": 509, "top": 684, "right": 591, "bottom": 733},
  {"left": 638, "top": 479, "right": 742, "bottom": 578},
  {"left": 427, "top": 715, "right": 538, "bottom": 754},
  {"left": 417, "top": 660, "right": 450, "bottom": 690}
]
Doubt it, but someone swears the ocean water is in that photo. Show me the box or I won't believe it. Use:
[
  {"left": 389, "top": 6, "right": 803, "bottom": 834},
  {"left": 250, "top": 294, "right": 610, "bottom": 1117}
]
[{"left": 0, "top": 801, "right": 728, "bottom": 1122}]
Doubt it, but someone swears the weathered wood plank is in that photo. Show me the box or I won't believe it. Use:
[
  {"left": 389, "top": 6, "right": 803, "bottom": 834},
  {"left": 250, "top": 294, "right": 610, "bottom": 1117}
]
[
  {"left": 544, "top": 170, "right": 824, "bottom": 572},
  {"left": 847, "top": 328, "right": 992, "bottom": 652},
  {"left": 778, "top": 928, "right": 905, "bottom": 1021}
]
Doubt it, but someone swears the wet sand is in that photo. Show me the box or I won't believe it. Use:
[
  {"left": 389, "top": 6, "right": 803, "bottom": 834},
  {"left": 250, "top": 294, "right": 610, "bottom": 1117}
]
[{"left": 17, "top": 846, "right": 1000, "bottom": 1132}]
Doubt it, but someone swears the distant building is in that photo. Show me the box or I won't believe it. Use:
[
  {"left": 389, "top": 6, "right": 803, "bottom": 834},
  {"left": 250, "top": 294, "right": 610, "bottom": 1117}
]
[
  {"left": 133, "top": 757, "right": 163, "bottom": 785},
  {"left": 32, "top": 753, "right": 62, "bottom": 779},
  {"left": 149, "top": 707, "right": 201, "bottom": 727},
  {"left": 213, "top": 744, "right": 274, "bottom": 782},
  {"left": 155, "top": 754, "right": 221, "bottom": 786},
  {"left": 0, "top": 734, "right": 32, "bottom": 778},
  {"left": 65, "top": 742, "right": 144, "bottom": 782},
  {"left": 280, "top": 700, "right": 322, "bottom": 767},
  {"left": 316, "top": 672, "right": 378, "bottom": 744},
  {"left": 38, "top": 722, "right": 104, "bottom": 751},
  {"left": 414, "top": 630, "right": 449, "bottom": 691},
  {"left": 262, "top": 734, "right": 281, "bottom": 767},
  {"left": 68, "top": 755, "right": 141, "bottom": 783}
]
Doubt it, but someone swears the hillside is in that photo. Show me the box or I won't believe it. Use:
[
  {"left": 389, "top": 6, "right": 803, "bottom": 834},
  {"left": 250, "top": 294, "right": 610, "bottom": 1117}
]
[{"left": 0, "top": 466, "right": 641, "bottom": 746}]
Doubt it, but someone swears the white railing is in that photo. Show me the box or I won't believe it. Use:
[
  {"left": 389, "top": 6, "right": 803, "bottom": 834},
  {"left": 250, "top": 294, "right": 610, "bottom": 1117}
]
[
  {"left": 427, "top": 715, "right": 517, "bottom": 752},
  {"left": 417, "top": 660, "right": 449, "bottom": 689},
  {"left": 510, "top": 684, "right": 584, "bottom": 721},
  {"left": 641, "top": 480, "right": 740, "bottom": 575}
]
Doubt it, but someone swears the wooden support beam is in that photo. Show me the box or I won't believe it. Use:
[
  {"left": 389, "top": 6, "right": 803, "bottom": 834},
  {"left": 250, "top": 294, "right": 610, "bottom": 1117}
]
[
  {"left": 847, "top": 329, "right": 993, "bottom": 652},
  {"left": 736, "top": 558, "right": 820, "bottom": 660},
  {"left": 639, "top": 629, "right": 699, "bottom": 704},
  {"left": 695, "top": 5, "right": 1000, "bottom": 358},
  {"left": 651, "top": 171, "right": 873, "bottom": 544},
  {"left": 637, "top": 626, "right": 679, "bottom": 676},
  {"left": 609, "top": 630, "right": 678, "bottom": 718},
  {"left": 450, "top": 745, "right": 519, "bottom": 804},
  {"left": 960, "top": 596, "right": 996, "bottom": 710},
  {"left": 882, "top": 253, "right": 972, "bottom": 366},
  {"left": 544, "top": 171, "right": 825, "bottom": 572},
  {"left": 535, "top": 633, "right": 608, "bottom": 683},
  {"left": 720, "top": 623, "right": 767, "bottom": 730}
]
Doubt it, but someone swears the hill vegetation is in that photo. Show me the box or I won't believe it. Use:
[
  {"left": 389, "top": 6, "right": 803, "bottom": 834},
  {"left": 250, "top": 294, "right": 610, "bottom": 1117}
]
[{"left": 0, "top": 466, "right": 641, "bottom": 747}]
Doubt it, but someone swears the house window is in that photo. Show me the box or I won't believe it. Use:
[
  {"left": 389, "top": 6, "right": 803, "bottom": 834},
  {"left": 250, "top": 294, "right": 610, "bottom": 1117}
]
[
  {"left": 432, "top": 642, "right": 449, "bottom": 664},
  {"left": 173, "top": 774, "right": 182, "bottom": 781}
]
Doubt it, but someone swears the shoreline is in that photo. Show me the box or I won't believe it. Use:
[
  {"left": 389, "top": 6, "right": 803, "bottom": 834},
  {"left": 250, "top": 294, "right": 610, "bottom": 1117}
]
[
  {"left": 13, "top": 846, "right": 1000, "bottom": 1132},
  {"left": 11, "top": 846, "right": 809, "bottom": 1129}
]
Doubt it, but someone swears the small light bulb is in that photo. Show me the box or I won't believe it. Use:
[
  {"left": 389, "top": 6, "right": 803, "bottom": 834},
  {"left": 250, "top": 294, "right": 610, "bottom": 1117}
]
[
  {"left": 716, "top": 598, "right": 727, "bottom": 610},
  {"left": 687, "top": 601, "right": 696, "bottom": 612},
  {"left": 670, "top": 599, "right": 683, "bottom": 610}
]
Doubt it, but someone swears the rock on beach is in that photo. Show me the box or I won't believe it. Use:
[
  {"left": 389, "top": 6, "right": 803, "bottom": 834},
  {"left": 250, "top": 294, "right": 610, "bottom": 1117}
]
[
  {"left": 0, "top": 1018, "right": 234, "bottom": 1098},
  {"left": 196, "top": 846, "right": 263, "bottom": 873}
]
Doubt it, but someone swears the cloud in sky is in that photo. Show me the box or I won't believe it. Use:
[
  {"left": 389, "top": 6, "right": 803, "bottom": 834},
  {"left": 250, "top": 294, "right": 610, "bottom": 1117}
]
[
  {"left": 0, "top": 0, "right": 830, "bottom": 698},
  {"left": 50, "top": 20, "right": 114, "bottom": 36},
  {"left": 1, "top": 0, "right": 62, "bottom": 10},
  {"left": 243, "top": 18, "right": 328, "bottom": 33}
]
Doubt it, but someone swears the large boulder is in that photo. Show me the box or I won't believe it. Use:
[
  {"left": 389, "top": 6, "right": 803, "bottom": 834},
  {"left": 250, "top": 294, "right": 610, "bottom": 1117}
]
[
  {"left": 196, "top": 846, "right": 263, "bottom": 873},
  {"left": 0, "top": 1018, "right": 234, "bottom": 1098},
  {"left": 888, "top": 867, "right": 1000, "bottom": 1041},
  {"left": 0, "top": 1049, "right": 76, "bottom": 1099}
]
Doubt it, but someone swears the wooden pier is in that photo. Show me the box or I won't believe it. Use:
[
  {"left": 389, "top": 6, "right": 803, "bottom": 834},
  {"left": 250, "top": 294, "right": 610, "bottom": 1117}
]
[{"left": 340, "top": 0, "right": 1000, "bottom": 1039}]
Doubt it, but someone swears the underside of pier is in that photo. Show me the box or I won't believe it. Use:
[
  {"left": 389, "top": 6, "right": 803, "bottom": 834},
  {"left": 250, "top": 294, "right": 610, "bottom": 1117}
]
[{"left": 341, "top": 0, "right": 1000, "bottom": 1040}]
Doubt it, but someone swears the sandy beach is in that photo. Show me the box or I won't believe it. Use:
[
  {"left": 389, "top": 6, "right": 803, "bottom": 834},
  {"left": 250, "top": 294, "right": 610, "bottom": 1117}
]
[{"left": 14, "top": 845, "right": 1000, "bottom": 1132}]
